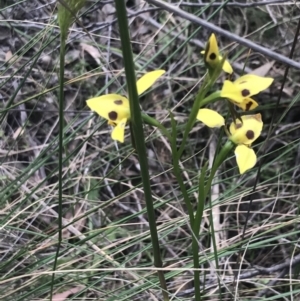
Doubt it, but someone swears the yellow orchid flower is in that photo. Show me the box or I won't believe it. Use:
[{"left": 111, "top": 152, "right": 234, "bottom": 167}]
[
  {"left": 201, "top": 33, "right": 233, "bottom": 74},
  {"left": 229, "top": 114, "right": 263, "bottom": 174},
  {"left": 229, "top": 114, "right": 263, "bottom": 145},
  {"left": 221, "top": 74, "right": 274, "bottom": 111},
  {"left": 86, "top": 70, "right": 165, "bottom": 143},
  {"left": 197, "top": 109, "right": 263, "bottom": 174}
]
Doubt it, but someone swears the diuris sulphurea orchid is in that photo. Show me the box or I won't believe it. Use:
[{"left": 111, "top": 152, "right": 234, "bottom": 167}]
[
  {"left": 221, "top": 74, "right": 274, "bottom": 111},
  {"left": 229, "top": 114, "right": 263, "bottom": 174},
  {"left": 86, "top": 70, "right": 165, "bottom": 143},
  {"left": 197, "top": 108, "right": 263, "bottom": 174},
  {"left": 201, "top": 33, "right": 233, "bottom": 74}
]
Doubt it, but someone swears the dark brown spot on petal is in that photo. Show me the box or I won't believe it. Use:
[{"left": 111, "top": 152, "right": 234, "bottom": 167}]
[
  {"left": 239, "top": 81, "right": 247, "bottom": 84},
  {"left": 108, "top": 111, "right": 118, "bottom": 121},
  {"left": 235, "top": 123, "right": 243, "bottom": 130},
  {"left": 114, "top": 99, "right": 123, "bottom": 105},
  {"left": 241, "top": 89, "right": 250, "bottom": 97},
  {"left": 209, "top": 53, "right": 217, "bottom": 60},
  {"left": 245, "top": 101, "right": 253, "bottom": 111},
  {"left": 246, "top": 130, "right": 254, "bottom": 140}
]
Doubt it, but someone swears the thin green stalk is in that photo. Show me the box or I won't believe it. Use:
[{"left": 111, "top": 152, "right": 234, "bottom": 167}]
[
  {"left": 142, "top": 113, "right": 172, "bottom": 141},
  {"left": 143, "top": 111, "right": 212, "bottom": 229},
  {"left": 194, "top": 141, "right": 234, "bottom": 234},
  {"left": 114, "top": 1, "right": 168, "bottom": 300},
  {"left": 190, "top": 162, "right": 207, "bottom": 300},
  {"left": 208, "top": 199, "right": 222, "bottom": 300},
  {"left": 171, "top": 158, "right": 195, "bottom": 225},
  {"left": 169, "top": 113, "right": 194, "bottom": 226},
  {"left": 49, "top": 33, "right": 65, "bottom": 300},
  {"left": 192, "top": 141, "right": 234, "bottom": 300},
  {"left": 191, "top": 232, "right": 201, "bottom": 301},
  {"left": 201, "top": 91, "right": 221, "bottom": 107},
  {"left": 53, "top": 2, "right": 86, "bottom": 298},
  {"left": 169, "top": 113, "right": 201, "bottom": 299},
  {"left": 203, "top": 141, "right": 234, "bottom": 200}
]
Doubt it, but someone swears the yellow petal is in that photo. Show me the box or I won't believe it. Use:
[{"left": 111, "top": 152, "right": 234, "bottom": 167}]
[
  {"left": 221, "top": 57, "right": 233, "bottom": 74},
  {"left": 232, "top": 97, "right": 259, "bottom": 111},
  {"left": 204, "top": 33, "right": 219, "bottom": 68},
  {"left": 221, "top": 80, "right": 243, "bottom": 103},
  {"left": 136, "top": 70, "right": 165, "bottom": 95},
  {"left": 235, "top": 145, "right": 257, "bottom": 174},
  {"left": 234, "top": 74, "right": 274, "bottom": 96},
  {"left": 197, "top": 108, "right": 225, "bottom": 128},
  {"left": 221, "top": 75, "right": 273, "bottom": 103},
  {"left": 229, "top": 114, "right": 263, "bottom": 145},
  {"left": 86, "top": 94, "right": 130, "bottom": 123},
  {"left": 111, "top": 118, "right": 127, "bottom": 143}
]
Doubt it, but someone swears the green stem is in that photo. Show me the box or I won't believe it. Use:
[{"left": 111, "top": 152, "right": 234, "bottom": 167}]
[
  {"left": 169, "top": 113, "right": 195, "bottom": 225},
  {"left": 192, "top": 233, "right": 201, "bottom": 301},
  {"left": 190, "top": 163, "right": 208, "bottom": 301},
  {"left": 50, "top": 32, "right": 66, "bottom": 300},
  {"left": 203, "top": 141, "right": 234, "bottom": 199},
  {"left": 114, "top": 2, "right": 169, "bottom": 300},
  {"left": 171, "top": 149, "right": 195, "bottom": 226},
  {"left": 201, "top": 90, "right": 221, "bottom": 107},
  {"left": 142, "top": 113, "right": 172, "bottom": 141},
  {"left": 169, "top": 113, "right": 200, "bottom": 298},
  {"left": 193, "top": 141, "right": 234, "bottom": 235},
  {"left": 208, "top": 199, "right": 222, "bottom": 299},
  {"left": 192, "top": 141, "right": 234, "bottom": 300}
]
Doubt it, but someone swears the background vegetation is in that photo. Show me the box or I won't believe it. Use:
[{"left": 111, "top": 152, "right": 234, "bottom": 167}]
[{"left": 1, "top": 0, "right": 300, "bottom": 300}]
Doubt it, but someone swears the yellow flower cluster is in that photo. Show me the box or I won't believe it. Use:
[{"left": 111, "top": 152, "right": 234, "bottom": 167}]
[
  {"left": 86, "top": 34, "right": 274, "bottom": 174},
  {"left": 198, "top": 34, "right": 274, "bottom": 174}
]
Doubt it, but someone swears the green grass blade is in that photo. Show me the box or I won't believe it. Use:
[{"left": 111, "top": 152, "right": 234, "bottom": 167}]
[{"left": 114, "top": 1, "right": 168, "bottom": 299}]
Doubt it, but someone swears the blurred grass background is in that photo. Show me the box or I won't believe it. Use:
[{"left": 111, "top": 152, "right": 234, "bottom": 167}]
[{"left": 0, "top": 0, "right": 300, "bottom": 300}]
